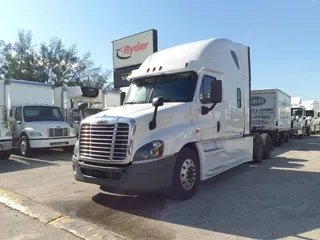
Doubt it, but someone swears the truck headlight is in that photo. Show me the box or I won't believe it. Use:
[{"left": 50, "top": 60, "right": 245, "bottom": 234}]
[
  {"left": 29, "top": 132, "right": 42, "bottom": 137},
  {"left": 5, "top": 131, "right": 12, "bottom": 137},
  {"left": 73, "top": 140, "right": 79, "bottom": 157},
  {"left": 133, "top": 140, "right": 164, "bottom": 161},
  {"left": 70, "top": 128, "right": 76, "bottom": 136}
]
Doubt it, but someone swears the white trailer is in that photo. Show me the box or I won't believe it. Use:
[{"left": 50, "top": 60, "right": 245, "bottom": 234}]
[
  {"left": 103, "top": 90, "right": 121, "bottom": 108},
  {"left": 0, "top": 79, "right": 77, "bottom": 157},
  {"left": 291, "top": 97, "right": 307, "bottom": 139},
  {"left": 251, "top": 89, "right": 291, "bottom": 147},
  {"left": 72, "top": 37, "right": 273, "bottom": 200},
  {"left": 301, "top": 100, "right": 320, "bottom": 134}
]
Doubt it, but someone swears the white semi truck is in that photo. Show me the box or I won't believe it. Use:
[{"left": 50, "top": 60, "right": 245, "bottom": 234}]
[
  {"left": 291, "top": 97, "right": 307, "bottom": 139},
  {"left": 54, "top": 86, "right": 120, "bottom": 136},
  {"left": 301, "top": 100, "right": 320, "bottom": 134},
  {"left": 0, "top": 79, "right": 77, "bottom": 157},
  {"left": 72, "top": 38, "right": 273, "bottom": 200},
  {"left": 251, "top": 89, "right": 291, "bottom": 149}
]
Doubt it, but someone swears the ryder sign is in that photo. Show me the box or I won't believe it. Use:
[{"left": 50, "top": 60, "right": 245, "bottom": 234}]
[{"left": 112, "top": 29, "right": 158, "bottom": 69}]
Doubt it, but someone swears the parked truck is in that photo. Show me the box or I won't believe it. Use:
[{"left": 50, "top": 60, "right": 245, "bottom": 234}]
[
  {"left": 301, "top": 100, "right": 320, "bottom": 134},
  {"left": 251, "top": 89, "right": 291, "bottom": 148},
  {"left": 54, "top": 86, "right": 120, "bottom": 136},
  {"left": 0, "top": 79, "right": 77, "bottom": 157},
  {"left": 291, "top": 97, "right": 307, "bottom": 139},
  {"left": 72, "top": 38, "right": 274, "bottom": 200}
]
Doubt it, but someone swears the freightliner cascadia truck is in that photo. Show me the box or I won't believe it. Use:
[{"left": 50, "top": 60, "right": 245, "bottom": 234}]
[{"left": 72, "top": 38, "right": 272, "bottom": 200}]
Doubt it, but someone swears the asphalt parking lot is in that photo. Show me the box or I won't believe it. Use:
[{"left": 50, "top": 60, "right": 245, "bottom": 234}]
[{"left": 1, "top": 136, "right": 320, "bottom": 240}]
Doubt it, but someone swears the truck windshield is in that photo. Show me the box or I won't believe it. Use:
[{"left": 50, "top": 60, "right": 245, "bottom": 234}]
[
  {"left": 124, "top": 71, "right": 198, "bottom": 104},
  {"left": 291, "top": 108, "right": 302, "bottom": 117},
  {"left": 23, "top": 106, "right": 64, "bottom": 122},
  {"left": 83, "top": 108, "right": 103, "bottom": 119},
  {"left": 306, "top": 110, "right": 314, "bottom": 117}
]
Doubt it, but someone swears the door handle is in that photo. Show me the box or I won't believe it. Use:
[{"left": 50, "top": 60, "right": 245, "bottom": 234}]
[{"left": 217, "top": 121, "right": 220, "bottom": 132}]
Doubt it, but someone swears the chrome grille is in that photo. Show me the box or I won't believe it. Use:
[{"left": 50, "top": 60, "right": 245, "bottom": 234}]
[
  {"left": 79, "top": 123, "right": 129, "bottom": 161},
  {"left": 48, "top": 128, "right": 69, "bottom": 137}
]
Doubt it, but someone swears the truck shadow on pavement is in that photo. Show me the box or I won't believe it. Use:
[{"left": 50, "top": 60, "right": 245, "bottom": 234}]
[
  {"left": 86, "top": 155, "right": 320, "bottom": 240},
  {"left": 0, "top": 148, "right": 71, "bottom": 174}
]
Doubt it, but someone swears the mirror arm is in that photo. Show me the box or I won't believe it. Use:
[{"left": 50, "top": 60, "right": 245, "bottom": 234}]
[
  {"left": 201, "top": 102, "right": 218, "bottom": 115},
  {"left": 149, "top": 106, "right": 159, "bottom": 130}
]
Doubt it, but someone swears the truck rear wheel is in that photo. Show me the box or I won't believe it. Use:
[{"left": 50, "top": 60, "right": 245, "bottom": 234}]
[
  {"left": 284, "top": 131, "right": 290, "bottom": 142},
  {"left": 252, "top": 134, "right": 264, "bottom": 163},
  {"left": 19, "top": 135, "right": 33, "bottom": 157},
  {"left": 0, "top": 150, "right": 11, "bottom": 160},
  {"left": 260, "top": 133, "right": 272, "bottom": 159},
  {"left": 275, "top": 132, "right": 282, "bottom": 147},
  {"left": 171, "top": 148, "right": 200, "bottom": 201}
]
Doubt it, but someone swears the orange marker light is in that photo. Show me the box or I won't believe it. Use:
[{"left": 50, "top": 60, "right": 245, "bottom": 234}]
[
  {"left": 196, "top": 129, "right": 200, "bottom": 133},
  {"left": 153, "top": 67, "right": 156, "bottom": 72},
  {"left": 147, "top": 68, "right": 150, "bottom": 73},
  {"left": 159, "top": 66, "right": 162, "bottom": 71},
  {"left": 185, "top": 62, "right": 188, "bottom": 67}
]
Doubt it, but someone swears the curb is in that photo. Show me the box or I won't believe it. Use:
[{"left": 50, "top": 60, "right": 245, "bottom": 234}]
[{"left": 0, "top": 187, "right": 130, "bottom": 240}]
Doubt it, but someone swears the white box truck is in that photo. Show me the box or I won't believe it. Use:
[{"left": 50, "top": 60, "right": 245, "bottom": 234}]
[
  {"left": 0, "top": 79, "right": 77, "bottom": 157},
  {"left": 0, "top": 80, "right": 13, "bottom": 160},
  {"left": 301, "top": 100, "right": 320, "bottom": 134},
  {"left": 54, "top": 86, "right": 120, "bottom": 136},
  {"left": 251, "top": 89, "right": 291, "bottom": 147},
  {"left": 72, "top": 38, "right": 274, "bottom": 200},
  {"left": 291, "top": 97, "right": 307, "bottom": 139}
]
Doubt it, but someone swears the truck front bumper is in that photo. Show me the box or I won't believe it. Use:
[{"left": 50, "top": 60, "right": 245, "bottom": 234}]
[
  {"left": 29, "top": 136, "right": 77, "bottom": 149},
  {"left": 72, "top": 154, "right": 177, "bottom": 194},
  {"left": 291, "top": 129, "right": 302, "bottom": 135},
  {"left": 0, "top": 139, "right": 13, "bottom": 151}
]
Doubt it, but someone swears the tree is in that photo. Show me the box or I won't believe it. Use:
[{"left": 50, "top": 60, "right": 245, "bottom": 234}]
[{"left": 0, "top": 29, "right": 112, "bottom": 88}]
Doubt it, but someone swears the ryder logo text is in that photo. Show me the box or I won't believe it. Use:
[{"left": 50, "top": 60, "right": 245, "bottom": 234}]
[{"left": 116, "top": 42, "right": 149, "bottom": 60}]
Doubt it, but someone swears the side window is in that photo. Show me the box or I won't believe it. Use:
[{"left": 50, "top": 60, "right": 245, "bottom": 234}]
[
  {"left": 15, "top": 107, "right": 22, "bottom": 121},
  {"left": 237, "top": 88, "right": 241, "bottom": 108},
  {"left": 200, "top": 75, "right": 216, "bottom": 104}
]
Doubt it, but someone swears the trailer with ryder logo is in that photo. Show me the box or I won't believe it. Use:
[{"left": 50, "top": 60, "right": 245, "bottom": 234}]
[{"left": 251, "top": 89, "right": 291, "bottom": 148}]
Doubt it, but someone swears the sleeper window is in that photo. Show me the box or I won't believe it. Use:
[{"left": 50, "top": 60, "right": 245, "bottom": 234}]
[{"left": 200, "top": 75, "right": 217, "bottom": 104}]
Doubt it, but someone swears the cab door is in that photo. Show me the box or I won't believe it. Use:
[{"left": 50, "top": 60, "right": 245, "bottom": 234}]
[
  {"left": 11, "top": 107, "right": 23, "bottom": 142},
  {"left": 197, "top": 71, "right": 224, "bottom": 141}
]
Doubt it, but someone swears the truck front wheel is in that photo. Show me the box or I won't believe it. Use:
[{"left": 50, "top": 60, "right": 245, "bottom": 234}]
[
  {"left": 171, "top": 148, "right": 200, "bottom": 201},
  {"left": 19, "top": 135, "right": 33, "bottom": 157},
  {"left": 253, "top": 134, "right": 264, "bottom": 163},
  {"left": 260, "top": 133, "right": 272, "bottom": 159}
]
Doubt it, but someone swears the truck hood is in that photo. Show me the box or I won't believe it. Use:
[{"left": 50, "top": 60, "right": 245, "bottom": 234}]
[
  {"left": 90, "top": 103, "right": 185, "bottom": 120},
  {"left": 25, "top": 121, "right": 71, "bottom": 130}
]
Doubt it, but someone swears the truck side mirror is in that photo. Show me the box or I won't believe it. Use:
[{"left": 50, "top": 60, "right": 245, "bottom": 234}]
[
  {"left": 120, "top": 92, "right": 126, "bottom": 105},
  {"left": 210, "top": 80, "right": 222, "bottom": 103},
  {"left": 149, "top": 97, "right": 164, "bottom": 130},
  {"left": 152, "top": 97, "right": 164, "bottom": 107},
  {"left": 303, "top": 116, "right": 306, "bottom": 120}
]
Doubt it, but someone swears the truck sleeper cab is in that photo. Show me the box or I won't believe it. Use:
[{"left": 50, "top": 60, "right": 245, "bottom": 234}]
[
  {"left": 72, "top": 38, "right": 269, "bottom": 200},
  {"left": 11, "top": 105, "right": 77, "bottom": 157}
]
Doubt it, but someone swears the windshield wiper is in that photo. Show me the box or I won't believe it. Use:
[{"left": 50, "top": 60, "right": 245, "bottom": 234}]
[{"left": 124, "top": 101, "right": 136, "bottom": 105}]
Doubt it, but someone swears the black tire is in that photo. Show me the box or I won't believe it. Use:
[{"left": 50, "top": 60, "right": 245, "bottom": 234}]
[
  {"left": 260, "top": 133, "right": 272, "bottom": 159},
  {"left": 170, "top": 148, "right": 200, "bottom": 201},
  {"left": 0, "top": 150, "right": 11, "bottom": 160},
  {"left": 19, "top": 135, "right": 33, "bottom": 157},
  {"left": 284, "top": 131, "right": 290, "bottom": 142},
  {"left": 63, "top": 146, "right": 74, "bottom": 153},
  {"left": 307, "top": 127, "right": 311, "bottom": 136},
  {"left": 298, "top": 128, "right": 304, "bottom": 139},
  {"left": 253, "top": 134, "right": 264, "bottom": 163},
  {"left": 275, "top": 132, "right": 282, "bottom": 147}
]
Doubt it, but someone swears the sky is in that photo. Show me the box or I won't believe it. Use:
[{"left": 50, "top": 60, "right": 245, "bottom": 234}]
[{"left": 1, "top": 0, "right": 320, "bottom": 99}]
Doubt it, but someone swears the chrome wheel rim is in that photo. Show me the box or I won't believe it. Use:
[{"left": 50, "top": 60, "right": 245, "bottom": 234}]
[
  {"left": 21, "top": 140, "right": 27, "bottom": 154},
  {"left": 180, "top": 158, "right": 196, "bottom": 191}
]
